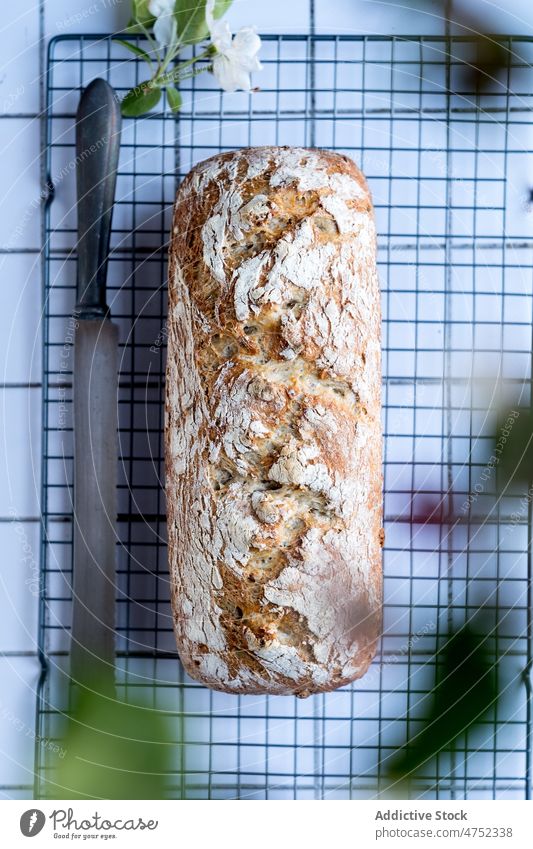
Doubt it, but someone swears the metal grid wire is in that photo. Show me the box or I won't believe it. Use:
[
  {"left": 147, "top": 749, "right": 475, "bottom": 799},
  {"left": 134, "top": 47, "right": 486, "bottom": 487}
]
[{"left": 37, "top": 33, "right": 533, "bottom": 799}]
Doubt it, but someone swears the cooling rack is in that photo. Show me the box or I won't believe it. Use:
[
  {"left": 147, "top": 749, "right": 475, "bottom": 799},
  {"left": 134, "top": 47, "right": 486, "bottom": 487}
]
[{"left": 36, "top": 32, "right": 533, "bottom": 799}]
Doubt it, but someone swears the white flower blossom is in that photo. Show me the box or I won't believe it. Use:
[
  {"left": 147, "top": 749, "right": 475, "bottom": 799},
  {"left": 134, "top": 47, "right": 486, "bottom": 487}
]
[
  {"left": 148, "top": 0, "right": 176, "bottom": 49},
  {"left": 206, "top": 0, "right": 262, "bottom": 92}
]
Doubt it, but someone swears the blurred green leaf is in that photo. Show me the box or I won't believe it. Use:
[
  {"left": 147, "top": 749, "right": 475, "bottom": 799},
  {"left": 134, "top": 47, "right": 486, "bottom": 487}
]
[
  {"left": 464, "top": 37, "right": 510, "bottom": 92},
  {"left": 175, "top": 0, "right": 233, "bottom": 46},
  {"left": 386, "top": 627, "right": 498, "bottom": 787},
  {"left": 374, "top": 1, "right": 514, "bottom": 92},
  {"left": 121, "top": 83, "right": 162, "bottom": 117},
  {"left": 115, "top": 39, "right": 154, "bottom": 67},
  {"left": 213, "top": 0, "right": 233, "bottom": 21},
  {"left": 47, "top": 683, "right": 175, "bottom": 799},
  {"left": 126, "top": 0, "right": 156, "bottom": 33},
  {"left": 166, "top": 86, "right": 183, "bottom": 113},
  {"left": 495, "top": 406, "right": 533, "bottom": 488}
]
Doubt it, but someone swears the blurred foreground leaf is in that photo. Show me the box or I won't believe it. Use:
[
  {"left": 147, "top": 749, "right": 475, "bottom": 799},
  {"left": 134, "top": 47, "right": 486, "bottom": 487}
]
[
  {"left": 495, "top": 405, "right": 533, "bottom": 488},
  {"left": 377, "top": 1, "right": 516, "bottom": 91},
  {"left": 44, "top": 681, "right": 175, "bottom": 799},
  {"left": 385, "top": 627, "right": 498, "bottom": 789},
  {"left": 464, "top": 36, "right": 510, "bottom": 91}
]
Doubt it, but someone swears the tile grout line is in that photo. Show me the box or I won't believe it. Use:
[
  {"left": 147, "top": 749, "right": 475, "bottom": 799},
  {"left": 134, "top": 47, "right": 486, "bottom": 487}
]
[
  {"left": 0, "top": 113, "right": 40, "bottom": 119},
  {"left": 0, "top": 517, "right": 41, "bottom": 523},
  {"left": 0, "top": 249, "right": 40, "bottom": 253},
  {"left": 0, "top": 383, "right": 41, "bottom": 389},
  {"left": 31, "top": 0, "right": 48, "bottom": 801}
]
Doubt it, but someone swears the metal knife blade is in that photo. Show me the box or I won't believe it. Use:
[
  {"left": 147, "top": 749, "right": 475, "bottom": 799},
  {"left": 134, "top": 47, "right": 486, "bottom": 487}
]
[{"left": 71, "top": 78, "right": 121, "bottom": 691}]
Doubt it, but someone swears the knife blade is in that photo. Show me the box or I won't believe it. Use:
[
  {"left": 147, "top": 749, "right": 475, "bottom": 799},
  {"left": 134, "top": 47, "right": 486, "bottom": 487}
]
[{"left": 71, "top": 78, "right": 121, "bottom": 691}]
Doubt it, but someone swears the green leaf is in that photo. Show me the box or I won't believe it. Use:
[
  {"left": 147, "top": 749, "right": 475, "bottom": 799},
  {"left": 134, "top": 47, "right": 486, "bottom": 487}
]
[
  {"left": 213, "top": 0, "right": 233, "bottom": 21},
  {"left": 175, "top": 0, "right": 233, "bottom": 46},
  {"left": 121, "top": 83, "right": 162, "bottom": 117},
  {"left": 174, "top": 0, "right": 207, "bottom": 44},
  {"left": 166, "top": 86, "right": 183, "bottom": 113},
  {"left": 495, "top": 405, "right": 533, "bottom": 487},
  {"left": 384, "top": 625, "right": 498, "bottom": 788},
  {"left": 115, "top": 38, "right": 154, "bottom": 67},
  {"left": 47, "top": 684, "right": 174, "bottom": 799},
  {"left": 130, "top": 0, "right": 156, "bottom": 29},
  {"left": 125, "top": 20, "right": 140, "bottom": 34}
]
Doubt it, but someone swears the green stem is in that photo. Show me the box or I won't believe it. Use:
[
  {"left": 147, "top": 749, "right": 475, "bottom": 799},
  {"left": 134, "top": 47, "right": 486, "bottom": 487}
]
[
  {"left": 173, "top": 64, "right": 214, "bottom": 84},
  {"left": 139, "top": 21, "right": 159, "bottom": 55},
  {"left": 155, "top": 47, "right": 212, "bottom": 87},
  {"left": 159, "top": 48, "right": 177, "bottom": 76},
  {"left": 158, "top": 22, "right": 183, "bottom": 75}
]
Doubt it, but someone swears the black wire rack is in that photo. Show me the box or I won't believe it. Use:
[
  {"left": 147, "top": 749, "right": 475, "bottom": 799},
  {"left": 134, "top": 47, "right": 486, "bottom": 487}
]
[{"left": 36, "top": 32, "right": 533, "bottom": 799}]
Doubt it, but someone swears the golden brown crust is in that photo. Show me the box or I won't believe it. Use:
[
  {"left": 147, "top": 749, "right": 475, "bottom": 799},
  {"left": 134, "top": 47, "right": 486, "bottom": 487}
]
[{"left": 165, "top": 146, "right": 383, "bottom": 695}]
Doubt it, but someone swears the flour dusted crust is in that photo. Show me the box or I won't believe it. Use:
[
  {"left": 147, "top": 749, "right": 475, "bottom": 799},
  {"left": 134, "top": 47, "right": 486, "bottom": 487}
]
[{"left": 165, "top": 146, "right": 383, "bottom": 696}]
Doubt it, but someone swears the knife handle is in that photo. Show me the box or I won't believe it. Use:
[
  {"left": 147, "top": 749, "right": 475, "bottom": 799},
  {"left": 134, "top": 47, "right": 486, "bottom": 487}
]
[{"left": 75, "top": 78, "right": 121, "bottom": 319}]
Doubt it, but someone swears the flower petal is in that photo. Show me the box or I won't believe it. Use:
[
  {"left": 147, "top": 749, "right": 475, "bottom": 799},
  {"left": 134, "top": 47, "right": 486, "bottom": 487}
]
[
  {"left": 210, "top": 19, "right": 233, "bottom": 53},
  {"left": 229, "top": 49, "right": 262, "bottom": 74},
  {"left": 205, "top": 0, "right": 216, "bottom": 29},
  {"left": 232, "top": 27, "right": 262, "bottom": 60},
  {"left": 212, "top": 54, "right": 252, "bottom": 92},
  {"left": 148, "top": 0, "right": 175, "bottom": 16},
  {"left": 153, "top": 13, "right": 175, "bottom": 49}
]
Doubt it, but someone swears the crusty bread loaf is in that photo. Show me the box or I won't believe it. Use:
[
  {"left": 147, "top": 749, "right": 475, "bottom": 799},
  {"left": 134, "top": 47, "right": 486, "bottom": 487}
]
[{"left": 165, "top": 146, "right": 383, "bottom": 696}]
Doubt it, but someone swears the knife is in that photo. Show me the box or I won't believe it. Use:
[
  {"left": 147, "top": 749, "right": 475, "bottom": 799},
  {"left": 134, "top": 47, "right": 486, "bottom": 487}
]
[{"left": 71, "top": 78, "right": 121, "bottom": 692}]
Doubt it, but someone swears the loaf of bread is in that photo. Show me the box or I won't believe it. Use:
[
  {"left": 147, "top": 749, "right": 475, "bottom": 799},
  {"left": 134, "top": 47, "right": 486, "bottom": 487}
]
[{"left": 165, "top": 146, "right": 383, "bottom": 696}]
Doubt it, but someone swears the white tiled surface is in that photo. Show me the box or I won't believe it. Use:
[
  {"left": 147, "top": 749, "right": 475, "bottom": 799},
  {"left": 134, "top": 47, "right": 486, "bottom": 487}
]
[
  {"left": 1, "top": 0, "right": 533, "bottom": 800},
  {"left": 0, "top": 388, "right": 41, "bottom": 517},
  {"left": 0, "top": 522, "right": 40, "bottom": 654},
  {"left": 0, "top": 120, "right": 41, "bottom": 251},
  {"left": 0, "top": 254, "right": 42, "bottom": 384},
  {"left": 0, "top": 657, "right": 42, "bottom": 797},
  {"left": 1, "top": 2, "right": 41, "bottom": 115},
  {"left": 314, "top": 0, "right": 444, "bottom": 34}
]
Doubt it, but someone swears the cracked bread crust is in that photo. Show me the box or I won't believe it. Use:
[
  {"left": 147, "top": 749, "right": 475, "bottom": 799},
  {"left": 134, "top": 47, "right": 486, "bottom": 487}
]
[{"left": 165, "top": 146, "right": 383, "bottom": 696}]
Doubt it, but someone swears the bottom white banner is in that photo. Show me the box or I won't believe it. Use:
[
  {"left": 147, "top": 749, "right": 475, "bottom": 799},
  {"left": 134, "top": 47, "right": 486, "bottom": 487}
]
[{"left": 1, "top": 799, "right": 531, "bottom": 848}]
